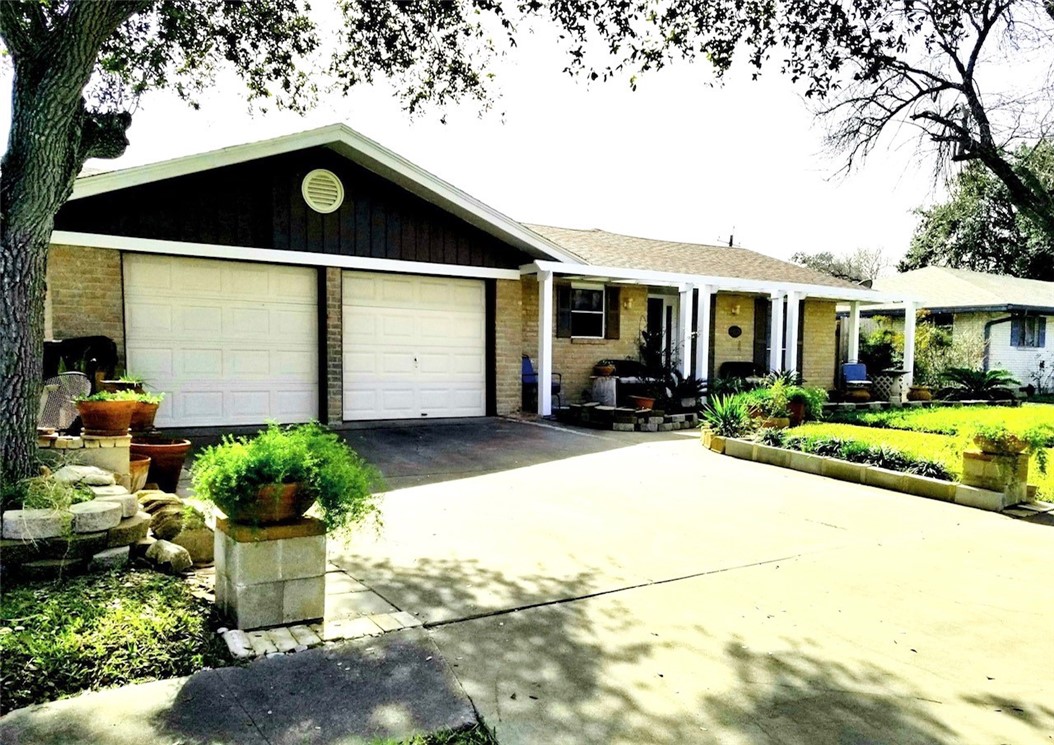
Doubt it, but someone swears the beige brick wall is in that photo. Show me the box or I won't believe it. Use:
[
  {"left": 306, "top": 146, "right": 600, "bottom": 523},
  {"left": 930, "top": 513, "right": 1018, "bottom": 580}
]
[
  {"left": 712, "top": 293, "right": 756, "bottom": 376},
  {"left": 47, "top": 244, "right": 125, "bottom": 364},
  {"left": 494, "top": 279, "right": 522, "bottom": 415},
  {"left": 801, "top": 299, "right": 836, "bottom": 390},
  {"left": 324, "top": 267, "right": 343, "bottom": 423},
  {"left": 522, "top": 277, "right": 649, "bottom": 405}
]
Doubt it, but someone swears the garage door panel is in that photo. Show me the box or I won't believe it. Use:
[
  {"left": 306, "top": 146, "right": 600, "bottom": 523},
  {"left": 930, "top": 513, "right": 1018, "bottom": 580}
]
[
  {"left": 125, "top": 255, "right": 317, "bottom": 428},
  {"left": 343, "top": 271, "right": 485, "bottom": 421}
]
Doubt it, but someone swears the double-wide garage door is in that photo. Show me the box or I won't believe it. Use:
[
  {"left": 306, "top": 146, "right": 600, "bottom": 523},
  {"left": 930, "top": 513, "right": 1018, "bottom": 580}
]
[
  {"left": 342, "top": 271, "right": 486, "bottom": 420},
  {"left": 124, "top": 255, "right": 318, "bottom": 428}
]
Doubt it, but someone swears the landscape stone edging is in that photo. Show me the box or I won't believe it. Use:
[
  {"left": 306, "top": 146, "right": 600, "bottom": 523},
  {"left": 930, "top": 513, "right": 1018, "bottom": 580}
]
[{"left": 717, "top": 437, "right": 1008, "bottom": 512}]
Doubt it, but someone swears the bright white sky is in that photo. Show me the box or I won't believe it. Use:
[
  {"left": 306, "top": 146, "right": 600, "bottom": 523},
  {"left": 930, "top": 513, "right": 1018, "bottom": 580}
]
[{"left": 1, "top": 21, "right": 942, "bottom": 270}]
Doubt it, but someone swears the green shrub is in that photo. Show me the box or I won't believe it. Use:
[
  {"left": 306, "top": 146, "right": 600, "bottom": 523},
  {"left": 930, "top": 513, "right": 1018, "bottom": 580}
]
[
  {"left": 192, "top": 422, "right": 383, "bottom": 533},
  {"left": 786, "top": 385, "right": 827, "bottom": 420},
  {"left": 0, "top": 569, "right": 226, "bottom": 713},
  {"left": 755, "top": 428, "right": 787, "bottom": 447},
  {"left": 940, "top": 367, "right": 1020, "bottom": 400},
  {"left": 701, "top": 395, "right": 752, "bottom": 437},
  {"left": 737, "top": 380, "right": 790, "bottom": 418},
  {"left": 783, "top": 432, "right": 954, "bottom": 481}
]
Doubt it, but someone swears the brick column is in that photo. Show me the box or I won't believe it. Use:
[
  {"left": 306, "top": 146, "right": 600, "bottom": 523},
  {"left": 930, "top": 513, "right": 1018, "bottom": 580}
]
[
  {"left": 494, "top": 279, "right": 523, "bottom": 415},
  {"left": 324, "top": 268, "right": 343, "bottom": 424}
]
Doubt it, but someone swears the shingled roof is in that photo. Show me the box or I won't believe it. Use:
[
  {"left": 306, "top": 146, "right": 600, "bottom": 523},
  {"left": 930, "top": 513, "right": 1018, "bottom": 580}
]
[
  {"left": 523, "top": 224, "right": 862, "bottom": 291},
  {"left": 869, "top": 266, "right": 1054, "bottom": 311}
]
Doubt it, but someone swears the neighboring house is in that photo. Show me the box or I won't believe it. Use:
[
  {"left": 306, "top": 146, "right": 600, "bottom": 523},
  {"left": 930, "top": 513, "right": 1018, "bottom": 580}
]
[
  {"left": 44, "top": 124, "right": 910, "bottom": 428},
  {"left": 866, "top": 266, "right": 1054, "bottom": 387}
]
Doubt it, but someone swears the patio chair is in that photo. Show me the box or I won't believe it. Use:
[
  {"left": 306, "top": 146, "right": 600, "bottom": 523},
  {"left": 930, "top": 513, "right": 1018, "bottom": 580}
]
[
  {"left": 38, "top": 372, "right": 91, "bottom": 433},
  {"left": 841, "top": 362, "right": 872, "bottom": 401},
  {"left": 522, "top": 355, "right": 562, "bottom": 411}
]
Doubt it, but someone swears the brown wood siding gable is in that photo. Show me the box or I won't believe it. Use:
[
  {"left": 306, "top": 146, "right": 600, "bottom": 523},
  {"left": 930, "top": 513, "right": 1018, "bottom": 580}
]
[{"left": 55, "top": 148, "right": 531, "bottom": 270}]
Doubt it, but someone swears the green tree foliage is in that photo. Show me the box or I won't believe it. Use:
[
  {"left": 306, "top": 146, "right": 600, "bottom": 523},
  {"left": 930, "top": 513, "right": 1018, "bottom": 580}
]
[{"left": 901, "top": 142, "right": 1054, "bottom": 279}]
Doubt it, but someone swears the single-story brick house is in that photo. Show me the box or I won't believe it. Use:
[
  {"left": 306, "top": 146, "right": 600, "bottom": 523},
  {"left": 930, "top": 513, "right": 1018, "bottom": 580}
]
[
  {"left": 862, "top": 266, "right": 1054, "bottom": 388},
  {"left": 45, "top": 124, "right": 912, "bottom": 427}
]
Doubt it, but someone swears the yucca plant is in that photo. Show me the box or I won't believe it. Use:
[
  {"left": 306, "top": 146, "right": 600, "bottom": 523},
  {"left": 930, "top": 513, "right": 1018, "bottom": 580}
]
[
  {"left": 939, "top": 367, "right": 1019, "bottom": 400},
  {"left": 701, "top": 395, "right": 752, "bottom": 437}
]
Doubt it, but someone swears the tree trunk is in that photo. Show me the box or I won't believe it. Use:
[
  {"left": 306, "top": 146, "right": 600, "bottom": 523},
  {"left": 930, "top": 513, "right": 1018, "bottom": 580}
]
[{"left": 0, "top": 2, "right": 138, "bottom": 490}]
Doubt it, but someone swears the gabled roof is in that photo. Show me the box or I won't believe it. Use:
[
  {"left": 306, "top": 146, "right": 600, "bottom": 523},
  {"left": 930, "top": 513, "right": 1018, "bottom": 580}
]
[
  {"left": 524, "top": 224, "right": 864, "bottom": 291},
  {"left": 870, "top": 266, "right": 1054, "bottom": 312},
  {"left": 70, "top": 123, "right": 583, "bottom": 265}
]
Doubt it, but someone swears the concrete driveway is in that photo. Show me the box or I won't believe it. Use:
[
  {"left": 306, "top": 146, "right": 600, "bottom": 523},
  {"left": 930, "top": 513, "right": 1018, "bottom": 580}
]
[{"left": 330, "top": 419, "right": 1054, "bottom": 744}]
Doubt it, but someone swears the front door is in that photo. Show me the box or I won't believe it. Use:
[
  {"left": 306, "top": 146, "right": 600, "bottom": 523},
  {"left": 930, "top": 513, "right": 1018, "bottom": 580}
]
[{"left": 646, "top": 295, "right": 677, "bottom": 371}]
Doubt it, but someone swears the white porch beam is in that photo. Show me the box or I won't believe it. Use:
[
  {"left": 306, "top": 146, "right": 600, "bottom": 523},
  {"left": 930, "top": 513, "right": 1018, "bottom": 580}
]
[
  {"left": 784, "top": 292, "right": 801, "bottom": 374},
  {"left": 902, "top": 300, "right": 916, "bottom": 393},
  {"left": 537, "top": 270, "right": 554, "bottom": 416},
  {"left": 769, "top": 292, "right": 785, "bottom": 373},
  {"left": 678, "top": 284, "right": 694, "bottom": 378},
  {"left": 848, "top": 301, "right": 861, "bottom": 363},
  {"left": 695, "top": 285, "right": 713, "bottom": 382}
]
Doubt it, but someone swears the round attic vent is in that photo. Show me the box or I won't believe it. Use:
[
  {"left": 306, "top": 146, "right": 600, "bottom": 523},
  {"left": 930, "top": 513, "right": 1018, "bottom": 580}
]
[{"left": 301, "top": 169, "right": 344, "bottom": 214}]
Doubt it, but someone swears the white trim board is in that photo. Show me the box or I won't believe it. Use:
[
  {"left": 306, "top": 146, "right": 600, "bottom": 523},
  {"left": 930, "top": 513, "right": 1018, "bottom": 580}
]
[
  {"left": 51, "top": 231, "right": 521, "bottom": 281},
  {"left": 69, "top": 123, "right": 584, "bottom": 266},
  {"left": 523, "top": 260, "right": 919, "bottom": 305}
]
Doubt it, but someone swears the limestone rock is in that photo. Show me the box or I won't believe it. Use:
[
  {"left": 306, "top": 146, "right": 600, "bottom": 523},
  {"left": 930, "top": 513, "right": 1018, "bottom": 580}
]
[
  {"left": 137, "top": 491, "right": 183, "bottom": 513},
  {"left": 90, "top": 484, "right": 131, "bottom": 498},
  {"left": 145, "top": 539, "right": 193, "bottom": 573},
  {"left": 106, "top": 512, "right": 152, "bottom": 548},
  {"left": 1, "top": 509, "right": 71, "bottom": 540},
  {"left": 171, "top": 526, "right": 214, "bottom": 565},
  {"left": 69, "top": 501, "right": 122, "bottom": 533},
  {"left": 130, "top": 536, "right": 156, "bottom": 559},
  {"left": 93, "top": 493, "right": 138, "bottom": 518},
  {"left": 52, "top": 465, "right": 115, "bottom": 487},
  {"left": 90, "top": 546, "right": 131, "bottom": 570}
]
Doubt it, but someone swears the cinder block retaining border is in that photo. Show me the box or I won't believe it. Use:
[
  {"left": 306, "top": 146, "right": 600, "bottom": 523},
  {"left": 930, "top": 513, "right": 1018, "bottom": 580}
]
[{"left": 714, "top": 436, "right": 1009, "bottom": 512}]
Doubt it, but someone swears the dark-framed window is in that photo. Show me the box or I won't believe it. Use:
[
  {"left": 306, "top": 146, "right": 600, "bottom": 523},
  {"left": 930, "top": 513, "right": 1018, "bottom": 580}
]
[
  {"left": 1011, "top": 316, "right": 1046, "bottom": 348},
  {"left": 556, "top": 284, "right": 621, "bottom": 340}
]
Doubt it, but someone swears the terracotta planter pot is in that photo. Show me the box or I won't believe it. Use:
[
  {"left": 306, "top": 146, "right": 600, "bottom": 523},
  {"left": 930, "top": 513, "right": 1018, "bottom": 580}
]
[
  {"left": 99, "top": 380, "right": 145, "bottom": 394},
  {"left": 594, "top": 365, "right": 616, "bottom": 377},
  {"left": 628, "top": 394, "right": 655, "bottom": 410},
  {"left": 845, "top": 388, "right": 871, "bottom": 403},
  {"left": 76, "top": 400, "right": 137, "bottom": 436},
  {"left": 130, "top": 401, "right": 160, "bottom": 432},
  {"left": 130, "top": 436, "right": 192, "bottom": 493},
  {"left": 129, "top": 455, "right": 151, "bottom": 493},
  {"left": 907, "top": 385, "right": 933, "bottom": 401},
  {"left": 224, "top": 483, "right": 317, "bottom": 525},
  {"left": 788, "top": 400, "right": 806, "bottom": 427}
]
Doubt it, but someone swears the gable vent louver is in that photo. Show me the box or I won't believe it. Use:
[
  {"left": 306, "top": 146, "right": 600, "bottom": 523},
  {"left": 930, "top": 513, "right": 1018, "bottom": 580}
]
[{"left": 301, "top": 169, "right": 345, "bottom": 214}]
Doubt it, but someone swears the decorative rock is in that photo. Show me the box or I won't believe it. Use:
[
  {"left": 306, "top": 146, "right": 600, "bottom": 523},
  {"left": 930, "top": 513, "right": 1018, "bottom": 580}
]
[
  {"left": 107, "top": 512, "right": 152, "bottom": 548},
  {"left": 93, "top": 493, "right": 138, "bottom": 518},
  {"left": 89, "top": 484, "right": 131, "bottom": 498},
  {"left": 52, "top": 465, "right": 115, "bottom": 486},
  {"left": 171, "top": 527, "right": 214, "bottom": 565},
  {"left": 145, "top": 539, "right": 193, "bottom": 573},
  {"left": 1, "top": 509, "right": 70, "bottom": 540},
  {"left": 150, "top": 505, "right": 192, "bottom": 540},
  {"left": 137, "top": 491, "right": 183, "bottom": 513},
  {"left": 69, "top": 501, "right": 122, "bottom": 533},
  {"left": 130, "top": 536, "right": 156, "bottom": 558},
  {"left": 222, "top": 629, "right": 255, "bottom": 660},
  {"left": 90, "top": 546, "right": 131, "bottom": 570}
]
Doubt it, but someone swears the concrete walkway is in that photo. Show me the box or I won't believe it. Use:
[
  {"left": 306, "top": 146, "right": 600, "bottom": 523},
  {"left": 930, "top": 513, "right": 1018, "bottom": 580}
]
[{"left": 329, "top": 428, "right": 1054, "bottom": 744}]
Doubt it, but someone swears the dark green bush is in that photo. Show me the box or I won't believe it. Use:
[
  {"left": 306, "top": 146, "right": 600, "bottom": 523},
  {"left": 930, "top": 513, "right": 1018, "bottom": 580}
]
[{"left": 783, "top": 435, "right": 953, "bottom": 481}]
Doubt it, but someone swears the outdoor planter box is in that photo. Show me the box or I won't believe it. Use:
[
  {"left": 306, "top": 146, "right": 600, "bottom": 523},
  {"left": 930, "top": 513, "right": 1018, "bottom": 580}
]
[
  {"left": 787, "top": 451, "right": 825, "bottom": 475},
  {"left": 954, "top": 484, "right": 1007, "bottom": 512},
  {"left": 754, "top": 443, "right": 791, "bottom": 468},
  {"left": 701, "top": 431, "right": 726, "bottom": 453},
  {"left": 723, "top": 438, "right": 755, "bottom": 461},
  {"left": 821, "top": 458, "right": 867, "bottom": 484},
  {"left": 900, "top": 473, "right": 956, "bottom": 503}
]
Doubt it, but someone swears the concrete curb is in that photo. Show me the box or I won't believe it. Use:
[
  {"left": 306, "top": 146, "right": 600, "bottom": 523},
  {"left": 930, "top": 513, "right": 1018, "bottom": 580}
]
[{"left": 719, "top": 437, "right": 1008, "bottom": 512}]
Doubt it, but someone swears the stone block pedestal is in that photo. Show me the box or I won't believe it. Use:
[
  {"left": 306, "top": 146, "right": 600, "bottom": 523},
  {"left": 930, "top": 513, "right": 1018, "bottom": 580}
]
[
  {"left": 38, "top": 435, "right": 131, "bottom": 488},
  {"left": 962, "top": 450, "right": 1028, "bottom": 505},
  {"left": 215, "top": 517, "right": 326, "bottom": 630}
]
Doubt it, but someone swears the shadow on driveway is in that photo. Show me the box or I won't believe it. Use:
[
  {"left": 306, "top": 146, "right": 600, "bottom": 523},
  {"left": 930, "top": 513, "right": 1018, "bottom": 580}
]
[{"left": 167, "top": 417, "right": 691, "bottom": 490}]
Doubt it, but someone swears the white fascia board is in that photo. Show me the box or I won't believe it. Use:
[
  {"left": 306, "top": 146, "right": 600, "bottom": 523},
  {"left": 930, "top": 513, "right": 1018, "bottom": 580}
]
[
  {"left": 51, "top": 231, "right": 521, "bottom": 280},
  {"left": 526, "top": 260, "right": 918, "bottom": 303},
  {"left": 68, "top": 123, "right": 583, "bottom": 265}
]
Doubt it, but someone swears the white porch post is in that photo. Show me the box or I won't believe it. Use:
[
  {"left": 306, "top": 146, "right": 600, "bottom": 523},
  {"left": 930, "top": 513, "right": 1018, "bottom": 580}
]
[
  {"left": 784, "top": 292, "right": 801, "bottom": 374},
  {"left": 695, "top": 285, "right": 713, "bottom": 383},
  {"left": 537, "top": 270, "right": 554, "bottom": 416},
  {"left": 678, "top": 284, "right": 694, "bottom": 378},
  {"left": 769, "top": 292, "right": 785, "bottom": 373},
  {"left": 902, "top": 300, "right": 916, "bottom": 393},
  {"left": 848, "top": 301, "right": 861, "bottom": 363}
]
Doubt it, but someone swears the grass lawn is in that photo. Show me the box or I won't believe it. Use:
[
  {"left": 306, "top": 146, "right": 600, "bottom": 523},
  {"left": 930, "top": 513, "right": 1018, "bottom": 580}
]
[
  {"left": 0, "top": 568, "right": 227, "bottom": 714},
  {"left": 791, "top": 420, "right": 1054, "bottom": 499},
  {"left": 827, "top": 403, "right": 1054, "bottom": 439},
  {"left": 377, "top": 724, "right": 498, "bottom": 745}
]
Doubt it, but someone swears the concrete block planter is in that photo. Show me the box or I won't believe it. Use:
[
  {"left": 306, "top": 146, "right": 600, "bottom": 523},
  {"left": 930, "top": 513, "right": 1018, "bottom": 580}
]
[
  {"left": 723, "top": 438, "right": 756, "bottom": 460},
  {"left": 754, "top": 443, "right": 791, "bottom": 468},
  {"left": 821, "top": 458, "right": 867, "bottom": 484},
  {"left": 898, "top": 473, "right": 956, "bottom": 503},
  {"left": 787, "top": 451, "right": 825, "bottom": 475},
  {"left": 864, "top": 467, "right": 907, "bottom": 493},
  {"left": 954, "top": 484, "right": 1007, "bottom": 511}
]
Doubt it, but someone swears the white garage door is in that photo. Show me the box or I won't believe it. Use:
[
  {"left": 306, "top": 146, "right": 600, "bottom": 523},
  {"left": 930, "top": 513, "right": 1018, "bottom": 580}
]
[
  {"left": 343, "top": 271, "right": 485, "bottom": 420},
  {"left": 124, "top": 254, "right": 318, "bottom": 427}
]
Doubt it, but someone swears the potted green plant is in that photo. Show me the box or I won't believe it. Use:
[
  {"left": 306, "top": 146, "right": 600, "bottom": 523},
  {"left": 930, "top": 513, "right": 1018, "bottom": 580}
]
[
  {"left": 73, "top": 390, "right": 139, "bottom": 436},
  {"left": 130, "top": 392, "right": 165, "bottom": 432},
  {"left": 742, "top": 381, "right": 791, "bottom": 429},
  {"left": 966, "top": 423, "right": 1051, "bottom": 501},
  {"left": 191, "top": 422, "right": 382, "bottom": 531},
  {"left": 130, "top": 435, "right": 192, "bottom": 493},
  {"left": 786, "top": 386, "right": 827, "bottom": 426},
  {"left": 99, "top": 373, "right": 146, "bottom": 394}
]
